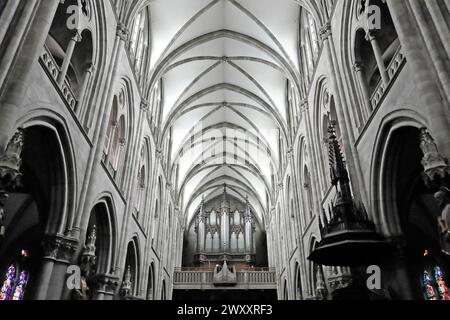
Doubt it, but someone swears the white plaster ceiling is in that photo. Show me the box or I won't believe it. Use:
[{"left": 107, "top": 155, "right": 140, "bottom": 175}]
[{"left": 146, "top": 0, "right": 304, "bottom": 227}]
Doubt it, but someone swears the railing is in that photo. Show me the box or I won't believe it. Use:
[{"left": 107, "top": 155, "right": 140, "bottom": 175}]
[
  {"left": 235, "top": 270, "right": 276, "bottom": 284},
  {"left": 40, "top": 45, "right": 78, "bottom": 110},
  {"left": 175, "top": 267, "right": 272, "bottom": 272},
  {"left": 370, "top": 46, "right": 406, "bottom": 109},
  {"left": 173, "top": 267, "right": 277, "bottom": 289},
  {"left": 173, "top": 270, "right": 214, "bottom": 284}
]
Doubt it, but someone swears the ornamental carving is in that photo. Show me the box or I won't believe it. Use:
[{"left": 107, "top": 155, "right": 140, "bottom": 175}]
[
  {"left": 42, "top": 235, "right": 79, "bottom": 262},
  {"left": 420, "top": 128, "right": 450, "bottom": 189}
]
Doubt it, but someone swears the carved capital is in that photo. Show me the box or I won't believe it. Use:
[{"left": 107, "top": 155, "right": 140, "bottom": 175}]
[
  {"left": 300, "top": 100, "right": 309, "bottom": 113},
  {"left": 140, "top": 99, "right": 150, "bottom": 112},
  {"left": 86, "top": 63, "right": 95, "bottom": 73},
  {"left": 116, "top": 23, "right": 129, "bottom": 42},
  {"left": 72, "top": 32, "right": 83, "bottom": 43},
  {"left": 42, "top": 235, "right": 79, "bottom": 263},
  {"left": 320, "top": 23, "right": 332, "bottom": 41},
  {"left": 365, "top": 29, "right": 378, "bottom": 42},
  {"left": 91, "top": 273, "right": 120, "bottom": 295},
  {"left": 353, "top": 61, "right": 364, "bottom": 73},
  {"left": 287, "top": 147, "right": 294, "bottom": 158}
]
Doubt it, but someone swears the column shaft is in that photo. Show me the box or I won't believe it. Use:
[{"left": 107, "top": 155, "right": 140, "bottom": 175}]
[{"left": 0, "top": 0, "right": 60, "bottom": 150}]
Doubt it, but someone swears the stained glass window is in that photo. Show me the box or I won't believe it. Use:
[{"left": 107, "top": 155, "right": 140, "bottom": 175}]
[
  {"left": 423, "top": 270, "right": 438, "bottom": 300},
  {"left": 434, "top": 266, "right": 450, "bottom": 300},
  {"left": 12, "top": 271, "right": 29, "bottom": 301},
  {"left": 0, "top": 250, "right": 31, "bottom": 301},
  {"left": 0, "top": 265, "right": 16, "bottom": 300}
]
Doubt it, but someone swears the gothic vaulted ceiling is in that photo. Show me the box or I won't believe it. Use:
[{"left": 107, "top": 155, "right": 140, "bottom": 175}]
[{"left": 144, "top": 0, "right": 306, "bottom": 227}]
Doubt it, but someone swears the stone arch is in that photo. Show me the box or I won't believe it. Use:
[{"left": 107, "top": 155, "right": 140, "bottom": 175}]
[
  {"left": 371, "top": 113, "right": 449, "bottom": 299},
  {"left": 0, "top": 120, "right": 76, "bottom": 300}
]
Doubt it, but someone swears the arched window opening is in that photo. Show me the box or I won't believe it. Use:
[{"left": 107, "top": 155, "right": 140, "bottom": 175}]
[
  {"left": 120, "top": 241, "right": 139, "bottom": 299},
  {"left": 129, "top": 8, "right": 150, "bottom": 78},
  {"left": 45, "top": 2, "right": 94, "bottom": 113},
  {"left": 146, "top": 263, "right": 155, "bottom": 300},
  {"left": 283, "top": 279, "right": 289, "bottom": 300},
  {"left": 104, "top": 97, "right": 119, "bottom": 157},
  {"left": 300, "top": 9, "right": 321, "bottom": 82},
  {"left": 295, "top": 263, "right": 303, "bottom": 300},
  {"left": 161, "top": 280, "right": 167, "bottom": 300},
  {"left": 354, "top": 0, "right": 400, "bottom": 109},
  {"left": 134, "top": 145, "right": 149, "bottom": 222},
  {"left": 103, "top": 87, "right": 129, "bottom": 181},
  {"left": 110, "top": 115, "right": 125, "bottom": 172},
  {"left": 303, "top": 165, "right": 314, "bottom": 220}
]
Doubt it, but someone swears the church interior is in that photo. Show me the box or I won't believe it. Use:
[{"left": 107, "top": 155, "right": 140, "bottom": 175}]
[{"left": 0, "top": 0, "right": 450, "bottom": 301}]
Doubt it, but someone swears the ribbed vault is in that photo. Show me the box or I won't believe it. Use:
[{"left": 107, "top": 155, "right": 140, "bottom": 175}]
[{"left": 142, "top": 0, "right": 309, "bottom": 228}]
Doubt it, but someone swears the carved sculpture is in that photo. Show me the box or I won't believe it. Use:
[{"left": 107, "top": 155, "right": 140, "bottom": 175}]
[
  {"left": 0, "top": 129, "right": 25, "bottom": 239},
  {"left": 72, "top": 226, "right": 97, "bottom": 300},
  {"left": 80, "top": 225, "right": 97, "bottom": 278},
  {"left": 315, "top": 266, "right": 328, "bottom": 300},
  {"left": 120, "top": 265, "right": 133, "bottom": 298},
  {"left": 420, "top": 127, "right": 450, "bottom": 189},
  {"left": 435, "top": 187, "right": 450, "bottom": 256}
]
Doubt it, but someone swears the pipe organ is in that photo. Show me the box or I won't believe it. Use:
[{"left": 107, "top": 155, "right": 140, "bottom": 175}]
[{"left": 194, "top": 190, "right": 256, "bottom": 265}]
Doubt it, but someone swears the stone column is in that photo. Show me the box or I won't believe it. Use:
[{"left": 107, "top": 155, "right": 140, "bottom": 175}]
[
  {"left": 0, "top": 0, "right": 21, "bottom": 45},
  {"left": 0, "top": 0, "right": 60, "bottom": 151},
  {"left": 221, "top": 209, "right": 229, "bottom": 251},
  {"left": 197, "top": 204, "right": 205, "bottom": 252},
  {"left": 412, "top": 0, "right": 450, "bottom": 101},
  {"left": 386, "top": 0, "right": 450, "bottom": 157},
  {"left": 0, "top": 1, "right": 38, "bottom": 90},
  {"left": 58, "top": 31, "right": 82, "bottom": 87},
  {"left": 33, "top": 235, "right": 78, "bottom": 300},
  {"left": 353, "top": 62, "right": 372, "bottom": 116},
  {"left": 77, "top": 63, "right": 95, "bottom": 119},
  {"left": 320, "top": 23, "right": 368, "bottom": 206},
  {"left": 366, "top": 31, "right": 390, "bottom": 86},
  {"left": 245, "top": 206, "right": 253, "bottom": 253}
]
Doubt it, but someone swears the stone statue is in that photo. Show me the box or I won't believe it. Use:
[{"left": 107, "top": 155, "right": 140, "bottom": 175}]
[
  {"left": 419, "top": 128, "right": 450, "bottom": 189},
  {"left": 0, "top": 128, "right": 25, "bottom": 172},
  {"left": 71, "top": 277, "right": 90, "bottom": 300},
  {"left": 120, "top": 265, "right": 133, "bottom": 298},
  {"left": 72, "top": 226, "right": 97, "bottom": 300},
  {"left": 435, "top": 187, "right": 450, "bottom": 256},
  {"left": 79, "top": 225, "right": 97, "bottom": 278},
  {"left": 315, "top": 266, "right": 328, "bottom": 300}
]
